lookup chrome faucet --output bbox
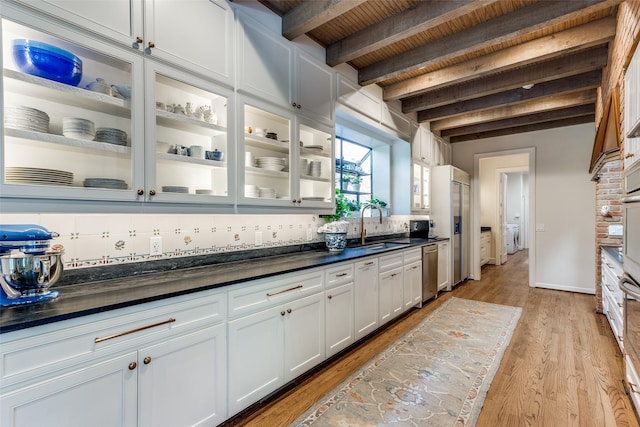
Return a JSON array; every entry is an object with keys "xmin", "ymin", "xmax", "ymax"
[{"xmin": 360, "ymin": 203, "xmax": 383, "ymax": 245}]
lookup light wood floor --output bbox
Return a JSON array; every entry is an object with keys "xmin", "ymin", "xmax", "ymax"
[{"xmin": 222, "ymin": 250, "xmax": 639, "ymax": 426}]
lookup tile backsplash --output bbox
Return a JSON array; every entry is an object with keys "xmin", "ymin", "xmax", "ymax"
[{"xmin": 0, "ymin": 213, "xmax": 421, "ymax": 270}]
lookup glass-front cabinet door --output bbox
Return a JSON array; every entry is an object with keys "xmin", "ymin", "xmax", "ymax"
[
  {"xmin": 1, "ymin": 14, "xmax": 144, "ymax": 201},
  {"xmin": 145, "ymin": 61, "xmax": 233, "ymax": 204},
  {"xmin": 296, "ymin": 118, "xmax": 334, "ymax": 207},
  {"xmin": 411, "ymin": 162, "xmax": 430, "ymax": 212},
  {"xmin": 239, "ymin": 97, "xmax": 293, "ymax": 207}
]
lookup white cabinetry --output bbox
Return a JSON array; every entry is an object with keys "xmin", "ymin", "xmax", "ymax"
[
  {"xmin": 412, "ymin": 123, "xmax": 432, "ymax": 164},
  {"xmin": 325, "ymin": 263, "xmax": 355, "ymax": 357},
  {"xmin": 237, "ymin": 11, "xmax": 334, "ymax": 125},
  {"xmin": 624, "ymin": 48, "xmax": 640, "ymax": 169},
  {"xmin": 0, "ymin": 291, "xmax": 227, "ymax": 427},
  {"xmin": 403, "ymin": 248, "xmax": 422, "ymax": 310},
  {"xmin": 378, "ymin": 252, "xmax": 404, "ymax": 325},
  {"xmin": 412, "ymin": 162, "xmax": 431, "ymax": 212},
  {"xmin": 354, "ymin": 257, "xmax": 379, "ymax": 340},
  {"xmin": 437, "ymin": 241, "xmax": 450, "ymax": 292},
  {"xmin": 480, "ymin": 232, "xmax": 492, "ymax": 266},
  {"xmin": 14, "ymin": 0, "xmax": 235, "ymax": 84},
  {"xmin": 226, "ymin": 268, "xmax": 325, "ymax": 415},
  {"xmin": 602, "ymin": 249, "xmax": 624, "ymax": 351}
]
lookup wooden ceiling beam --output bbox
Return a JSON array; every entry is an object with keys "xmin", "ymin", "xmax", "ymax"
[
  {"xmin": 401, "ymin": 46, "xmax": 609, "ymax": 112},
  {"xmin": 282, "ymin": 0, "xmax": 367, "ymax": 40},
  {"xmin": 449, "ymin": 115, "xmax": 596, "ymax": 143},
  {"xmin": 430, "ymin": 89, "xmax": 597, "ymax": 131},
  {"xmin": 360, "ymin": 0, "xmax": 620, "ymax": 86},
  {"xmin": 325, "ymin": 0, "xmax": 494, "ymax": 66},
  {"xmin": 384, "ymin": 16, "xmax": 616, "ymax": 100},
  {"xmin": 417, "ymin": 70, "xmax": 601, "ymax": 122},
  {"xmin": 441, "ymin": 104, "xmax": 596, "ymax": 137}
]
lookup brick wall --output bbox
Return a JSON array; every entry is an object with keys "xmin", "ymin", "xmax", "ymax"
[{"xmin": 594, "ymin": 0, "xmax": 640, "ymax": 312}]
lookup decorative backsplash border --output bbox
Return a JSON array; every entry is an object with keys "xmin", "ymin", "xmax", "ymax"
[{"xmin": 0, "ymin": 213, "xmax": 421, "ymax": 270}]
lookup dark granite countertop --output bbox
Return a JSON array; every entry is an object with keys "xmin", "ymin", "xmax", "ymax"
[
  {"xmin": 1, "ymin": 236, "xmax": 447, "ymax": 334},
  {"xmin": 602, "ymin": 245, "xmax": 623, "ymax": 266}
]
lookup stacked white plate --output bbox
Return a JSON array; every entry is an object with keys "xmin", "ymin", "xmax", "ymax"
[
  {"xmin": 259, "ymin": 187, "xmax": 277, "ymax": 199},
  {"xmin": 162, "ymin": 185, "xmax": 189, "ymax": 193},
  {"xmin": 83, "ymin": 178, "xmax": 127, "ymax": 189},
  {"xmin": 63, "ymin": 117, "xmax": 95, "ymax": 140},
  {"xmin": 96, "ymin": 127, "xmax": 127, "ymax": 146},
  {"xmin": 245, "ymin": 184, "xmax": 259, "ymax": 198},
  {"xmin": 309, "ymin": 161, "xmax": 322, "ymax": 177},
  {"xmin": 256, "ymin": 157, "xmax": 286, "ymax": 171},
  {"xmin": 4, "ymin": 106, "xmax": 49, "ymax": 133},
  {"xmin": 5, "ymin": 167, "xmax": 73, "ymax": 186}
]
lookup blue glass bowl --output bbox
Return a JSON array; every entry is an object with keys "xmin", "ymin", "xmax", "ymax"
[{"xmin": 12, "ymin": 39, "xmax": 83, "ymax": 86}]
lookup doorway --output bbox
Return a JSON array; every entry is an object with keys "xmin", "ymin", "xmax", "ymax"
[{"xmin": 473, "ymin": 148, "xmax": 534, "ymax": 286}]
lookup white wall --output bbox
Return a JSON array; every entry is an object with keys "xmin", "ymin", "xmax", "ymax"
[{"xmin": 453, "ymin": 123, "xmax": 597, "ymax": 294}]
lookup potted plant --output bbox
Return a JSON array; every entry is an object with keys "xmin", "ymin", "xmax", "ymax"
[
  {"xmin": 341, "ymin": 173, "xmax": 362, "ymax": 192},
  {"xmin": 366, "ymin": 197, "xmax": 389, "ymax": 216},
  {"xmin": 318, "ymin": 189, "xmax": 351, "ymax": 251}
]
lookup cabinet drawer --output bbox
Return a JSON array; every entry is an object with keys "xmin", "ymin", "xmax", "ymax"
[
  {"xmin": 0, "ymin": 290, "xmax": 226, "ymax": 389},
  {"xmin": 325, "ymin": 263, "xmax": 354, "ymax": 290},
  {"xmin": 403, "ymin": 248, "xmax": 421, "ymax": 264},
  {"xmin": 228, "ymin": 268, "xmax": 324, "ymax": 319},
  {"xmin": 379, "ymin": 253, "xmax": 403, "ymax": 272}
]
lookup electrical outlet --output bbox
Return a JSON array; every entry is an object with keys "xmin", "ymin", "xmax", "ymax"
[
  {"xmin": 306, "ymin": 227, "xmax": 313, "ymax": 241},
  {"xmin": 149, "ymin": 236, "xmax": 162, "ymax": 255},
  {"xmin": 255, "ymin": 231, "xmax": 262, "ymax": 246},
  {"xmin": 609, "ymin": 224, "xmax": 623, "ymax": 236}
]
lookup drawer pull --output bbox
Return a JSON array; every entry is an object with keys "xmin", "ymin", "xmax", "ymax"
[
  {"xmin": 630, "ymin": 382, "xmax": 640, "ymax": 394},
  {"xmin": 364, "ymin": 261, "xmax": 375, "ymax": 266},
  {"xmin": 327, "ymin": 294, "xmax": 333, "ymax": 300},
  {"xmin": 335, "ymin": 273, "xmax": 348, "ymax": 278},
  {"xmin": 606, "ymin": 284, "xmax": 614, "ymax": 292},
  {"xmin": 618, "ymin": 302, "xmax": 623, "ymax": 308},
  {"xmin": 267, "ymin": 284, "xmax": 303, "ymax": 297},
  {"xmin": 129, "ymin": 362, "xmax": 137, "ymax": 370},
  {"xmin": 411, "ymin": 266, "xmax": 419, "ymax": 270},
  {"xmin": 95, "ymin": 318, "xmax": 176, "ymax": 343}
]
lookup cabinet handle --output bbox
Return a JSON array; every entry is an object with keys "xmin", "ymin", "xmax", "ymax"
[
  {"xmin": 281, "ymin": 311, "xmax": 286, "ymax": 316},
  {"xmin": 606, "ymin": 263, "xmax": 613, "ymax": 268},
  {"xmin": 606, "ymin": 284, "xmax": 614, "ymax": 291},
  {"xmin": 411, "ymin": 266, "xmax": 418, "ymax": 270},
  {"xmin": 149, "ymin": 189, "xmax": 157, "ymax": 196},
  {"xmin": 618, "ymin": 302, "xmax": 623, "ymax": 308},
  {"xmin": 292, "ymin": 102, "xmax": 297, "ymax": 108},
  {"xmin": 266, "ymin": 284, "xmax": 303, "ymax": 297},
  {"xmin": 137, "ymin": 189, "xmax": 144, "ymax": 196},
  {"xmin": 143, "ymin": 356, "xmax": 152, "ymax": 365},
  {"xmin": 145, "ymin": 41, "xmax": 155, "ymax": 54},
  {"xmin": 296, "ymin": 104, "xmax": 301, "ymax": 109},
  {"xmin": 364, "ymin": 261, "xmax": 375, "ymax": 266},
  {"xmin": 335, "ymin": 273, "xmax": 348, "ymax": 277},
  {"xmin": 630, "ymin": 382, "xmax": 640, "ymax": 394},
  {"xmin": 287, "ymin": 308, "xmax": 292, "ymax": 314},
  {"xmin": 132, "ymin": 36, "xmax": 143, "ymax": 50},
  {"xmin": 129, "ymin": 362, "xmax": 137, "ymax": 370},
  {"xmin": 95, "ymin": 318, "xmax": 176, "ymax": 343},
  {"xmin": 626, "ymin": 153, "xmax": 635, "ymax": 159},
  {"xmin": 327, "ymin": 294, "xmax": 333, "ymax": 299},
  {"xmin": 619, "ymin": 335, "xmax": 624, "ymax": 342}
]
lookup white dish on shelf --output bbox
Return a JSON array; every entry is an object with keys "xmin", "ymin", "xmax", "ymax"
[
  {"xmin": 302, "ymin": 145, "xmax": 323, "ymax": 150},
  {"xmin": 301, "ymin": 196, "xmax": 325, "ymax": 201}
]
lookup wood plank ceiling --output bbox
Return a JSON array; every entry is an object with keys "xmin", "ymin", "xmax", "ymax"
[{"xmin": 255, "ymin": 0, "xmax": 620, "ymax": 142}]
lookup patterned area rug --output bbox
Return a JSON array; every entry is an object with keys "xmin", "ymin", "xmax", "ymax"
[{"xmin": 292, "ymin": 297, "xmax": 522, "ymax": 427}]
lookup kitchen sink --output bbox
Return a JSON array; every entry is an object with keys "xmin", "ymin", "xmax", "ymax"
[{"xmin": 353, "ymin": 242, "xmax": 410, "ymax": 251}]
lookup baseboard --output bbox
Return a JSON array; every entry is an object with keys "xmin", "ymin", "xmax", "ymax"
[{"xmin": 534, "ymin": 282, "xmax": 595, "ymax": 295}]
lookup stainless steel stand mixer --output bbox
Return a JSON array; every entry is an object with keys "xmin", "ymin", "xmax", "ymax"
[{"xmin": 0, "ymin": 224, "xmax": 64, "ymax": 306}]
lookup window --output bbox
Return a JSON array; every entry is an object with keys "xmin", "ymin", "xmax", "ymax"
[{"xmin": 335, "ymin": 136, "xmax": 372, "ymax": 212}]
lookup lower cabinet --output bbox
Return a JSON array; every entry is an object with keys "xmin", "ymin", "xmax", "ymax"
[
  {"xmin": 1, "ymin": 298, "xmax": 227, "ymax": 427},
  {"xmin": 480, "ymin": 232, "xmax": 492, "ymax": 266},
  {"xmin": 378, "ymin": 252, "xmax": 404, "ymax": 325},
  {"xmin": 325, "ymin": 263, "xmax": 355, "ymax": 357},
  {"xmin": 403, "ymin": 248, "xmax": 422, "ymax": 310},
  {"xmin": 602, "ymin": 249, "xmax": 624, "ymax": 352},
  {"xmin": 437, "ymin": 241, "xmax": 450, "ymax": 291},
  {"xmin": 227, "ymin": 291, "xmax": 325, "ymax": 416},
  {"xmin": 354, "ymin": 257, "xmax": 379, "ymax": 340}
]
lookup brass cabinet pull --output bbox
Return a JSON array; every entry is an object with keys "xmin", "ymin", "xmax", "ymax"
[
  {"xmin": 327, "ymin": 294, "xmax": 333, "ymax": 299},
  {"xmin": 364, "ymin": 261, "xmax": 375, "ymax": 266},
  {"xmin": 626, "ymin": 153, "xmax": 635, "ymax": 159},
  {"xmin": 335, "ymin": 273, "xmax": 348, "ymax": 277},
  {"xmin": 137, "ymin": 189, "xmax": 144, "ymax": 196},
  {"xmin": 630, "ymin": 382, "xmax": 640, "ymax": 393},
  {"xmin": 149, "ymin": 189, "xmax": 157, "ymax": 196},
  {"xmin": 129, "ymin": 362, "xmax": 137, "ymax": 370},
  {"xmin": 143, "ymin": 356, "xmax": 152, "ymax": 365},
  {"xmin": 281, "ymin": 311, "xmax": 286, "ymax": 316},
  {"xmin": 266, "ymin": 284, "xmax": 303, "ymax": 297},
  {"xmin": 287, "ymin": 308, "xmax": 292, "ymax": 314},
  {"xmin": 95, "ymin": 318, "xmax": 176, "ymax": 343},
  {"xmin": 606, "ymin": 284, "xmax": 614, "ymax": 291}
]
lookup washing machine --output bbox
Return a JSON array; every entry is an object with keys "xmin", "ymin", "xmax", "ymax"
[{"xmin": 506, "ymin": 224, "xmax": 520, "ymax": 254}]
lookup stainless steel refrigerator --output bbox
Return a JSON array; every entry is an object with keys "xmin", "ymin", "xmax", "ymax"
[{"xmin": 431, "ymin": 165, "xmax": 470, "ymax": 288}]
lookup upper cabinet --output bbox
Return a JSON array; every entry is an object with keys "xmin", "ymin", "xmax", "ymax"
[
  {"xmin": 412, "ymin": 123, "xmax": 432, "ymax": 164},
  {"xmin": 11, "ymin": 0, "xmax": 235, "ymax": 85},
  {"xmin": 237, "ymin": 11, "xmax": 334, "ymax": 126},
  {"xmin": 625, "ymin": 46, "xmax": 640, "ymax": 170}
]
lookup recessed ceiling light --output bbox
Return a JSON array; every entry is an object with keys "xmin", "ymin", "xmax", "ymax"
[{"xmin": 522, "ymin": 84, "xmax": 534, "ymax": 90}]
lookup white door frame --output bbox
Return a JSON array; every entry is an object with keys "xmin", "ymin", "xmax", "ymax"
[{"xmin": 472, "ymin": 147, "xmax": 535, "ymax": 287}]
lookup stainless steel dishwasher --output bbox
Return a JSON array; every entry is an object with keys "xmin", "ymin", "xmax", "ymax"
[{"xmin": 422, "ymin": 244, "xmax": 438, "ymax": 302}]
